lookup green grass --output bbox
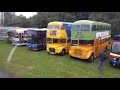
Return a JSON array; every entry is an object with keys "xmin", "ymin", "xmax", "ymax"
[{"xmin": 0, "ymin": 42, "xmax": 120, "ymax": 78}]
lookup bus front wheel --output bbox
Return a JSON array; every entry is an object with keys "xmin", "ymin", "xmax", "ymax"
[
  {"xmin": 60, "ymin": 49, "xmax": 66, "ymax": 56},
  {"xmin": 88, "ymin": 53, "xmax": 94, "ymax": 63}
]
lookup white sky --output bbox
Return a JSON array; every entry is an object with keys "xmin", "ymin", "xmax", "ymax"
[{"xmin": 15, "ymin": 12, "xmax": 37, "ymax": 18}]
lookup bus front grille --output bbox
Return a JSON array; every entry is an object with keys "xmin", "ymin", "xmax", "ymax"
[{"xmin": 49, "ymin": 48, "xmax": 55, "ymax": 53}]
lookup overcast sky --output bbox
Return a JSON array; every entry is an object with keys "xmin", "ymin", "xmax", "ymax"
[{"xmin": 15, "ymin": 12, "xmax": 37, "ymax": 18}]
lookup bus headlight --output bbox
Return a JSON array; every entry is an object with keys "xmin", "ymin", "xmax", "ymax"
[
  {"xmin": 114, "ymin": 58, "xmax": 116, "ymax": 60},
  {"xmin": 84, "ymin": 50, "xmax": 87, "ymax": 55}
]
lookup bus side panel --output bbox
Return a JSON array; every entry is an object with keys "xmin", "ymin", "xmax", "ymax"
[
  {"xmin": 66, "ymin": 30, "xmax": 71, "ymax": 38},
  {"xmin": 94, "ymin": 39, "xmax": 100, "ymax": 58}
]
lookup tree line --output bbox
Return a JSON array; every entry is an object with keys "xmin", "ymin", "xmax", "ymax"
[{"xmin": 4, "ymin": 12, "xmax": 120, "ymax": 36}]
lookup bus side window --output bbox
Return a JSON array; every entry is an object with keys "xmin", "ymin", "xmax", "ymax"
[
  {"xmin": 105, "ymin": 26, "xmax": 107, "ymax": 30},
  {"xmin": 97, "ymin": 26, "xmax": 99, "ymax": 31},
  {"xmin": 102, "ymin": 26, "xmax": 103, "ymax": 30},
  {"xmin": 100, "ymin": 26, "xmax": 102, "ymax": 30},
  {"xmin": 103, "ymin": 26, "xmax": 105, "ymax": 30},
  {"xmin": 92, "ymin": 25, "xmax": 96, "ymax": 31},
  {"xmin": 110, "ymin": 26, "xmax": 111, "ymax": 30},
  {"xmin": 107, "ymin": 26, "xmax": 109, "ymax": 30}
]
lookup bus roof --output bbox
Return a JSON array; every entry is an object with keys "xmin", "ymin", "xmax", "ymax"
[
  {"xmin": 113, "ymin": 35, "xmax": 120, "ymax": 41},
  {"xmin": 73, "ymin": 20, "xmax": 111, "ymax": 26},
  {"xmin": 48, "ymin": 21, "xmax": 73, "ymax": 26},
  {"xmin": 28, "ymin": 28, "xmax": 48, "ymax": 31}
]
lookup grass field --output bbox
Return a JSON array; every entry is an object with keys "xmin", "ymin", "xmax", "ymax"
[{"xmin": 0, "ymin": 42, "xmax": 120, "ymax": 78}]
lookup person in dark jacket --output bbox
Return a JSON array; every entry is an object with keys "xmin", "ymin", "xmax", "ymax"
[{"xmin": 98, "ymin": 50, "xmax": 108, "ymax": 71}]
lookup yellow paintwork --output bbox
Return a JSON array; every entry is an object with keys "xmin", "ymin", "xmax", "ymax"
[
  {"xmin": 47, "ymin": 22, "xmax": 71, "ymax": 54},
  {"xmin": 48, "ymin": 21, "xmax": 63, "ymax": 26},
  {"xmin": 69, "ymin": 36, "xmax": 111, "ymax": 59},
  {"xmin": 69, "ymin": 45, "xmax": 93, "ymax": 59},
  {"xmin": 47, "ymin": 30, "xmax": 68, "ymax": 39},
  {"xmin": 47, "ymin": 44, "xmax": 69, "ymax": 54}
]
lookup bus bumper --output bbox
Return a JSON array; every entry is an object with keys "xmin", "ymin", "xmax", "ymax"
[
  {"xmin": 69, "ymin": 50, "xmax": 86, "ymax": 59},
  {"xmin": 110, "ymin": 59, "xmax": 120, "ymax": 67}
]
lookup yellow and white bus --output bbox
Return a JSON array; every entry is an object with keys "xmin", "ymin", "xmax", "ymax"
[
  {"xmin": 69, "ymin": 20, "xmax": 111, "ymax": 62},
  {"xmin": 46, "ymin": 21, "xmax": 73, "ymax": 55}
]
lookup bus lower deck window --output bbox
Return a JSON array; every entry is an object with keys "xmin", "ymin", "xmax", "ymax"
[
  {"xmin": 60, "ymin": 39, "xmax": 66, "ymax": 43},
  {"xmin": 71, "ymin": 40, "xmax": 78, "ymax": 46}
]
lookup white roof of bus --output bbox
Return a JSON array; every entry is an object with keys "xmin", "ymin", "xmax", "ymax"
[{"xmin": 28, "ymin": 28, "xmax": 48, "ymax": 31}]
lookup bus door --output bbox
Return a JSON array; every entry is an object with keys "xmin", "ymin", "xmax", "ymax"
[{"xmin": 94, "ymin": 38, "xmax": 99, "ymax": 58}]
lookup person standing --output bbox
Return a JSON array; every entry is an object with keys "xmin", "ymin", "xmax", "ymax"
[{"xmin": 98, "ymin": 50, "xmax": 107, "ymax": 71}]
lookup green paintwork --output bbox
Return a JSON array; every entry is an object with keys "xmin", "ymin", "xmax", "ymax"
[
  {"xmin": 72, "ymin": 30, "xmax": 111, "ymax": 40},
  {"xmin": 71, "ymin": 20, "xmax": 111, "ymax": 40}
]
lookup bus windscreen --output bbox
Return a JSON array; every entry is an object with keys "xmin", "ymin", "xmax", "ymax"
[{"xmin": 112, "ymin": 42, "xmax": 120, "ymax": 54}]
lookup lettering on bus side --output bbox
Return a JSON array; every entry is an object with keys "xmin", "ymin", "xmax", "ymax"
[{"xmin": 76, "ymin": 31, "xmax": 83, "ymax": 38}]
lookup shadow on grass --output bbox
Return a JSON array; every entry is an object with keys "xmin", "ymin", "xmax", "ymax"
[
  {"xmin": 109, "ymin": 64, "xmax": 120, "ymax": 70},
  {"xmin": 69, "ymin": 56, "xmax": 90, "ymax": 63},
  {"xmin": 69, "ymin": 56, "xmax": 99, "ymax": 64}
]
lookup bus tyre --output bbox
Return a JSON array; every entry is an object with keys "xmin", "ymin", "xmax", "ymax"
[
  {"xmin": 70, "ymin": 56, "xmax": 74, "ymax": 58},
  {"xmin": 48, "ymin": 52, "xmax": 50, "ymax": 54},
  {"xmin": 88, "ymin": 53, "xmax": 94, "ymax": 63},
  {"xmin": 60, "ymin": 49, "xmax": 66, "ymax": 56}
]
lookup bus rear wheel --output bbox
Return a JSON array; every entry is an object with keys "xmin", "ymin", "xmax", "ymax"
[
  {"xmin": 60, "ymin": 49, "xmax": 66, "ymax": 56},
  {"xmin": 88, "ymin": 53, "xmax": 94, "ymax": 63}
]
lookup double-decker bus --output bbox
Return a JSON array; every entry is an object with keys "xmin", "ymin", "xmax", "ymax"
[
  {"xmin": 46, "ymin": 21, "xmax": 73, "ymax": 55},
  {"xmin": 69, "ymin": 20, "xmax": 111, "ymax": 62},
  {"xmin": 26, "ymin": 28, "xmax": 47, "ymax": 51},
  {"xmin": 11, "ymin": 28, "xmax": 29, "ymax": 46},
  {"xmin": 110, "ymin": 35, "xmax": 120, "ymax": 67}
]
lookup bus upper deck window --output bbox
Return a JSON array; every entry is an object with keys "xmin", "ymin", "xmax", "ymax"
[
  {"xmin": 92, "ymin": 25, "xmax": 96, "ymax": 31},
  {"xmin": 103, "ymin": 26, "xmax": 105, "ymax": 30},
  {"xmin": 81, "ymin": 25, "xmax": 90, "ymax": 32},
  {"xmin": 48, "ymin": 26, "xmax": 54, "ymax": 29},
  {"xmin": 100, "ymin": 26, "xmax": 103, "ymax": 30},
  {"xmin": 97, "ymin": 26, "xmax": 100, "ymax": 31},
  {"xmin": 54, "ymin": 25, "xmax": 60, "ymax": 30},
  {"xmin": 72, "ymin": 25, "xmax": 80, "ymax": 31},
  {"xmin": 110, "ymin": 26, "xmax": 111, "ymax": 30},
  {"xmin": 107, "ymin": 26, "xmax": 109, "ymax": 30}
]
